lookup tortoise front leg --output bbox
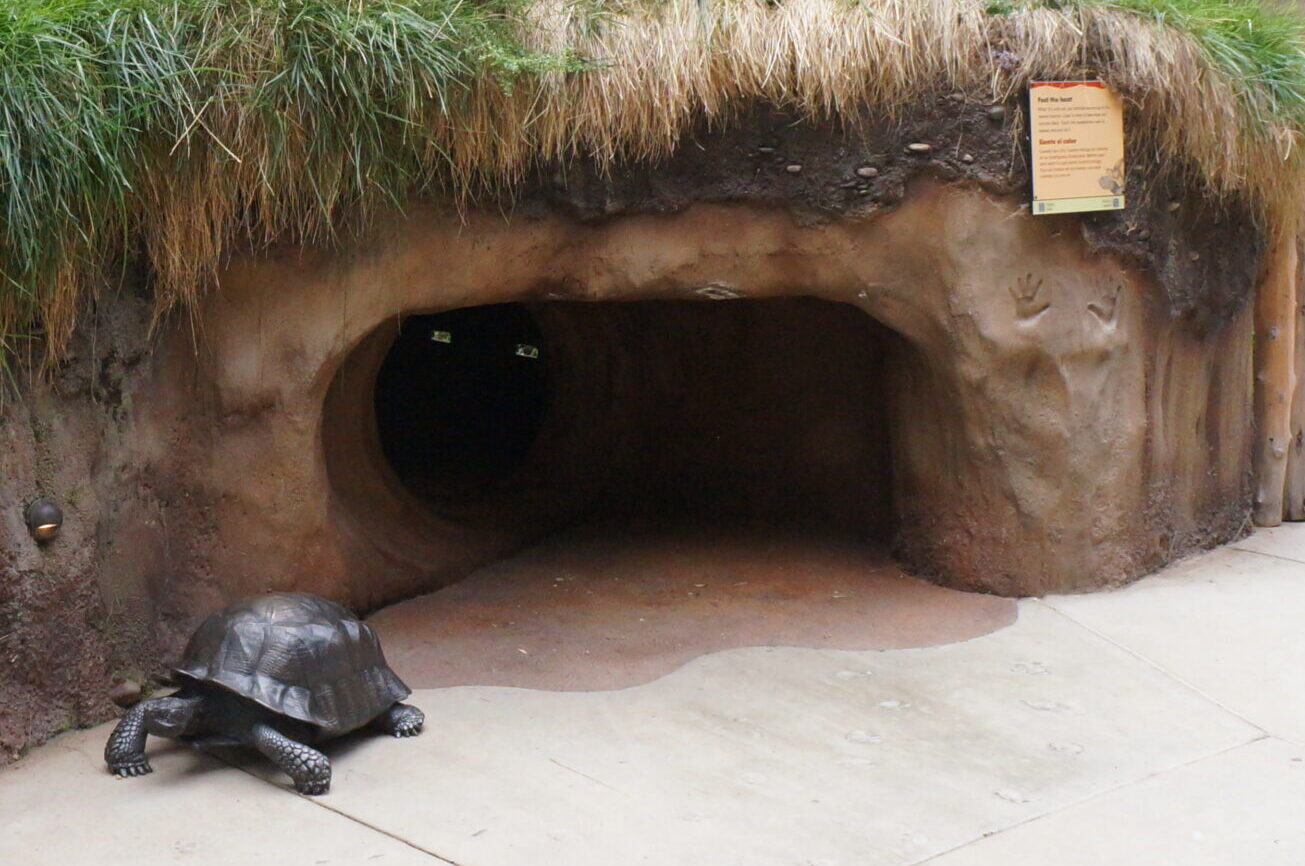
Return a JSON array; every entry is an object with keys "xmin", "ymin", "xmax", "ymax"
[
  {"xmin": 250, "ymin": 723, "xmax": 331, "ymax": 795},
  {"xmin": 104, "ymin": 701, "xmax": 154, "ymax": 777},
  {"xmin": 104, "ymin": 693, "xmax": 202, "ymax": 778},
  {"xmin": 376, "ymin": 703, "xmax": 425, "ymax": 738}
]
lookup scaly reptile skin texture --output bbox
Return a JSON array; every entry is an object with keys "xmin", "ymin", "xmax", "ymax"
[
  {"xmin": 251, "ymin": 723, "xmax": 332, "ymax": 795},
  {"xmin": 104, "ymin": 702, "xmax": 153, "ymax": 777},
  {"xmin": 380, "ymin": 703, "xmax": 425, "ymax": 737}
]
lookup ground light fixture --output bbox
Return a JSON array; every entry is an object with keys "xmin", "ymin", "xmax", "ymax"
[{"xmin": 24, "ymin": 497, "xmax": 63, "ymax": 543}]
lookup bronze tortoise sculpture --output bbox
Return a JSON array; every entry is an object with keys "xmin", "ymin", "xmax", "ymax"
[{"xmin": 104, "ymin": 592, "xmax": 424, "ymax": 794}]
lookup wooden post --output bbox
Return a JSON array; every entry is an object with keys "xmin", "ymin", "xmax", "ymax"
[
  {"xmin": 1252, "ymin": 219, "xmax": 1299, "ymax": 526},
  {"xmin": 1285, "ymin": 234, "xmax": 1305, "ymax": 520}
]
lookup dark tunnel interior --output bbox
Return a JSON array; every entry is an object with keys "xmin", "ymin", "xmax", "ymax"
[
  {"xmin": 374, "ymin": 304, "xmax": 549, "ymax": 502},
  {"xmin": 366, "ymin": 297, "xmax": 908, "ymax": 540}
]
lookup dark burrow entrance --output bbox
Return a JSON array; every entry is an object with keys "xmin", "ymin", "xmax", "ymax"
[
  {"xmin": 369, "ymin": 297, "xmax": 902, "ymax": 535},
  {"xmin": 374, "ymin": 303, "xmax": 549, "ymax": 502},
  {"xmin": 327, "ymin": 296, "xmax": 1018, "ymax": 688}
]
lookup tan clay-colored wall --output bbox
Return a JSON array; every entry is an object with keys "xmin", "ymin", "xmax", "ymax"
[
  {"xmin": 0, "ymin": 176, "xmax": 1255, "ymax": 760},
  {"xmin": 116, "ymin": 180, "xmax": 1250, "ymax": 609}
]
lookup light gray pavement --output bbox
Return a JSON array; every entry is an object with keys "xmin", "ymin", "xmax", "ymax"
[
  {"xmin": 0, "ymin": 723, "xmax": 441, "ymax": 865},
  {"xmin": 5, "ymin": 527, "xmax": 1305, "ymax": 865}
]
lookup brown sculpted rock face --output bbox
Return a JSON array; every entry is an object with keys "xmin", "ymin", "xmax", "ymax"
[
  {"xmin": 305, "ymin": 188, "xmax": 1245, "ymax": 599},
  {"xmin": 0, "ymin": 178, "xmax": 1255, "ymax": 761}
]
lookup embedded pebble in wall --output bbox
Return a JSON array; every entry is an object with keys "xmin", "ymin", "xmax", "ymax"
[
  {"xmin": 856, "ymin": 165, "xmax": 879, "ymax": 178},
  {"xmin": 905, "ymin": 143, "xmax": 933, "ymax": 154},
  {"xmin": 785, "ymin": 163, "xmax": 803, "ymax": 173},
  {"xmin": 875, "ymin": 187, "xmax": 904, "ymax": 205}
]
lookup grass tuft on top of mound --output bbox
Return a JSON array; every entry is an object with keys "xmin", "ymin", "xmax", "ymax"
[{"xmin": 0, "ymin": 0, "xmax": 1302, "ymax": 369}]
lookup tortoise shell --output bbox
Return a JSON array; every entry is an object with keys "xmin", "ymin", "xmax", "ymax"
[{"xmin": 174, "ymin": 592, "xmax": 410, "ymax": 737}]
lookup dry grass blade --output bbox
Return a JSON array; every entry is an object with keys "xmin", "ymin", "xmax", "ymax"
[{"xmin": 0, "ymin": 0, "xmax": 1301, "ymax": 382}]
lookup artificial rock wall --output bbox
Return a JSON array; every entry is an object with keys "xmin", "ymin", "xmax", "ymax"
[{"xmin": 0, "ymin": 103, "xmax": 1260, "ymax": 759}]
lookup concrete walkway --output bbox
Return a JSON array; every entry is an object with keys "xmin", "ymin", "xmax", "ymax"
[{"xmin": 5, "ymin": 527, "xmax": 1305, "ymax": 865}]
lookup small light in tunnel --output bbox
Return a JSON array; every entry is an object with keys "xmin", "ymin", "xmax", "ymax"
[
  {"xmin": 515, "ymin": 344, "xmax": 540, "ymax": 359},
  {"xmin": 430, "ymin": 330, "xmax": 453, "ymax": 344},
  {"xmin": 24, "ymin": 498, "xmax": 63, "ymax": 544},
  {"xmin": 694, "ymin": 284, "xmax": 742, "ymax": 300}
]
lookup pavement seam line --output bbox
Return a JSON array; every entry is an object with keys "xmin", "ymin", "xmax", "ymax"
[
  {"xmin": 907, "ymin": 733, "xmax": 1272, "ymax": 865},
  {"xmin": 218, "ymin": 757, "xmax": 466, "ymax": 866},
  {"xmin": 1031, "ymin": 598, "xmax": 1272, "ymax": 737},
  {"xmin": 292, "ymin": 793, "xmax": 470, "ymax": 866},
  {"xmin": 1228, "ymin": 545, "xmax": 1305, "ymax": 566}
]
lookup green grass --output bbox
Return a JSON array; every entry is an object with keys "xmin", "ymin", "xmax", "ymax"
[
  {"xmin": 1023, "ymin": 0, "xmax": 1305, "ymax": 131},
  {"xmin": 0, "ymin": 0, "xmax": 574, "ymax": 369},
  {"xmin": 0, "ymin": 0, "xmax": 1302, "ymax": 376}
]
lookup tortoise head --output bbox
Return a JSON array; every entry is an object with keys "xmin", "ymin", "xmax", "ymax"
[{"xmin": 146, "ymin": 696, "xmax": 200, "ymax": 738}]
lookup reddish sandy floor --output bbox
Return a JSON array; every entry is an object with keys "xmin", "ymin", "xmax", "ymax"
[{"xmin": 368, "ymin": 522, "xmax": 1018, "ymax": 691}]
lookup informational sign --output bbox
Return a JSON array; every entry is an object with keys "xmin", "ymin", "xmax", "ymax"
[{"xmin": 1030, "ymin": 81, "xmax": 1125, "ymax": 215}]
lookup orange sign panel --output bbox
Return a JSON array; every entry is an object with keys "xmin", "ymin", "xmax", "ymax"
[{"xmin": 1030, "ymin": 81, "xmax": 1125, "ymax": 215}]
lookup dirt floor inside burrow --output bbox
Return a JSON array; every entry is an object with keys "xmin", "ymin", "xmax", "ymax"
[{"xmin": 367, "ymin": 521, "xmax": 1018, "ymax": 691}]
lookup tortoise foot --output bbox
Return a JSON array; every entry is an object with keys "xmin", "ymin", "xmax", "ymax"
[
  {"xmin": 382, "ymin": 703, "xmax": 425, "ymax": 738},
  {"xmin": 393, "ymin": 718, "xmax": 423, "ymax": 738},
  {"xmin": 104, "ymin": 701, "xmax": 161, "ymax": 779},
  {"xmin": 295, "ymin": 775, "xmax": 331, "ymax": 796},
  {"xmin": 289, "ymin": 747, "xmax": 332, "ymax": 795},
  {"xmin": 110, "ymin": 757, "xmax": 153, "ymax": 778}
]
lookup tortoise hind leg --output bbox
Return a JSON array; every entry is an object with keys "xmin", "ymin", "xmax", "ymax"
[
  {"xmin": 377, "ymin": 703, "xmax": 424, "ymax": 738},
  {"xmin": 250, "ymin": 723, "xmax": 331, "ymax": 795},
  {"xmin": 104, "ymin": 702, "xmax": 154, "ymax": 777}
]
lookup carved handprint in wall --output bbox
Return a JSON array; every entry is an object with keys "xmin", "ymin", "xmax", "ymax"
[
  {"xmin": 1010, "ymin": 273, "xmax": 1050, "ymax": 320},
  {"xmin": 1087, "ymin": 282, "xmax": 1123, "ymax": 326}
]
